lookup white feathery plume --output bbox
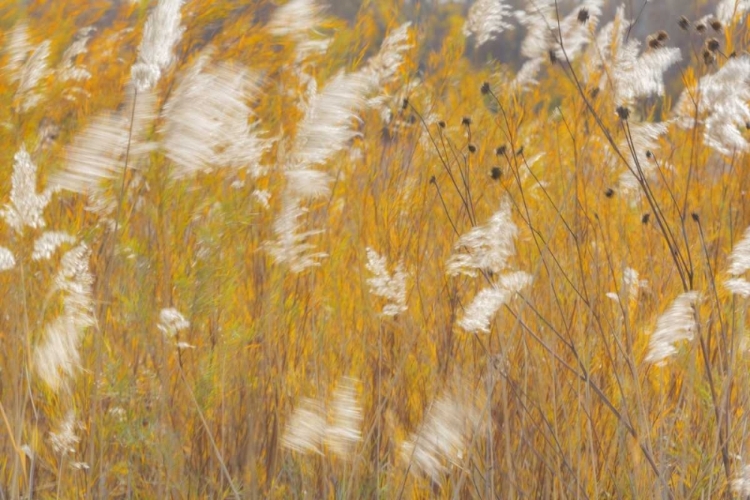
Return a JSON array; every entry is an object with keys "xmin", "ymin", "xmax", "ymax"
[
  {"xmin": 35, "ymin": 243, "xmax": 95, "ymax": 392},
  {"xmin": 282, "ymin": 398, "xmax": 327, "ymax": 454},
  {"xmin": 674, "ymin": 56, "xmax": 750, "ymax": 156},
  {"xmin": 290, "ymin": 71, "xmax": 369, "ymax": 170},
  {"xmin": 360, "ymin": 22, "xmax": 412, "ymax": 90},
  {"xmin": 13, "ymin": 39, "xmax": 50, "ymax": 112},
  {"xmin": 157, "ymin": 308, "xmax": 190, "ymax": 338},
  {"xmin": 58, "ymin": 27, "xmax": 94, "ymax": 83},
  {"xmin": 324, "ymin": 378, "xmax": 363, "ymax": 457},
  {"xmin": 160, "ymin": 58, "xmax": 268, "ymax": 179},
  {"xmin": 594, "ymin": 7, "xmax": 680, "ymax": 106},
  {"xmin": 724, "ymin": 224, "xmax": 750, "ymax": 297},
  {"xmin": 458, "ymin": 271, "xmax": 531, "ymax": 333},
  {"xmin": 716, "ymin": 0, "xmax": 750, "ymax": 25},
  {"xmin": 607, "ymin": 266, "xmax": 648, "ymax": 302},
  {"xmin": 266, "ymin": 200, "xmax": 327, "ymax": 273},
  {"xmin": 51, "ymin": 86, "xmax": 156, "ymax": 202},
  {"xmin": 1, "ymin": 145, "xmax": 56, "ymax": 234},
  {"xmin": 731, "ymin": 463, "xmax": 750, "ymax": 497},
  {"xmin": 644, "ymin": 291, "xmax": 700, "ymax": 364},
  {"xmin": 268, "ymin": 0, "xmax": 330, "ymax": 63},
  {"xmin": 516, "ymin": 0, "xmax": 602, "ymax": 62},
  {"xmin": 615, "ymin": 121, "xmax": 669, "ymax": 195},
  {"xmin": 32, "ymin": 232, "xmax": 77, "ymax": 261},
  {"xmin": 282, "ymin": 378, "xmax": 363, "ymax": 458},
  {"xmin": 724, "ymin": 278, "xmax": 750, "ymax": 298},
  {"xmin": 463, "ymin": 0, "xmax": 514, "ymax": 49},
  {"xmin": 131, "ymin": 0, "xmax": 184, "ymax": 91},
  {"xmin": 0, "ymin": 247, "xmax": 16, "ymax": 271},
  {"xmin": 4, "ymin": 23, "xmax": 30, "ymax": 82},
  {"xmin": 446, "ymin": 199, "xmax": 518, "ymax": 277},
  {"xmin": 401, "ymin": 390, "xmax": 483, "ymax": 483},
  {"xmin": 366, "ymin": 248, "xmax": 408, "ymax": 317},
  {"xmin": 510, "ymin": 57, "xmax": 544, "ymax": 92},
  {"xmin": 726, "ymin": 225, "xmax": 750, "ymax": 276},
  {"xmin": 49, "ymin": 411, "xmax": 80, "ymax": 456}
]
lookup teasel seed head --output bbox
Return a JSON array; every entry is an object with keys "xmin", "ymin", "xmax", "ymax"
[
  {"xmin": 577, "ymin": 8, "xmax": 590, "ymax": 24},
  {"xmin": 491, "ymin": 167, "xmax": 502, "ymax": 180}
]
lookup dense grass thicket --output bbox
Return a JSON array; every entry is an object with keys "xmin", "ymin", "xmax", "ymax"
[{"xmin": 2, "ymin": 0, "xmax": 750, "ymax": 497}]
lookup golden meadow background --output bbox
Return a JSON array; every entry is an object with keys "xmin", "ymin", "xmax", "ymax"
[{"xmin": 1, "ymin": 0, "xmax": 750, "ymax": 497}]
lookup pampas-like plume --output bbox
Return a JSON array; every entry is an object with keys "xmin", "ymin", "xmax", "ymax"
[
  {"xmin": 674, "ymin": 56, "xmax": 750, "ymax": 156},
  {"xmin": 723, "ymin": 224, "xmax": 750, "ymax": 297},
  {"xmin": 290, "ymin": 71, "xmax": 369, "ymax": 170},
  {"xmin": 644, "ymin": 291, "xmax": 700, "ymax": 364},
  {"xmin": 458, "ymin": 271, "xmax": 532, "ymax": 333},
  {"xmin": 160, "ymin": 57, "xmax": 268, "ymax": 179},
  {"xmin": 32, "ymin": 232, "xmax": 76, "ymax": 261},
  {"xmin": 401, "ymin": 390, "xmax": 483, "ymax": 483},
  {"xmin": 615, "ymin": 121, "xmax": 669, "ymax": 196},
  {"xmin": 1, "ymin": 145, "xmax": 55, "ymax": 234},
  {"xmin": 14, "ymin": 39, "xmax": 50, "ymax": 112},
  {"xmin": 157, "ymin": 308, "xmax": 190, "ymax": 338},
  {"xmin": 731, "ymin": 463, "xmax": 750, "ymax": 497},
  {"xmin": 266, "ymin": 200, "xmax": 327, "ymax": 273},
  {"xmin": 515, "ymin": 0, "xmax": 602, "ymax": 62},
  {"xmin": 447, "ymin": 199, "xmax": 518, "ymax": 277},
  {"xmin": 131, "ymin": 0, "xmax": 184, "ymax": 91},
  {"xmin": 716, "ymin": 0, "xmax": 750, "ymax": 25},
  {"xmin": 34, "ymin": 243, "xmax": 95, "ymax": 392},
  {"xmin": 49, "ymin": 410, "xmax": 80, "ymax": 456},
  {"xmin": 360, "ymin": 22, "xmax": 412, "ymax": 90},
  {"xmin": 0, "ymin": 247, "xmax": 16, "ymax": 271},
  {"xmin": 366, "ymin": 248, "xmax": 408, "ymax": 317},
  {"xmin": 51, "ymin": 87, "xmax": 156, "ymax": 206},
  {"xmin": 4, "ymin": 23, "xmax": 30, "ymax": 82},
  {"xmin": 593, "ymin": 7, "xmax": 681, "ymax": 106},
  {"xmin": 268, "ymin": 0, "xmax": 330, "ymax": 62},
  {"xmin": 282, "ymin": 378, "xmax": 362, "ymax": 458},
  {"xmin": 463, "ymin": 0, "xmax": 513, "ymax": 49}
]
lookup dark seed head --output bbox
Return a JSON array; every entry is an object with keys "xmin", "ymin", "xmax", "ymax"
[
  {"xmin": 480, "ymin": 82, "xmax": 491, "ymax": 95},
  {"xmin": 616, "ymin": 105, "xmax": 630, "ymax": 120},
  {"xmin": 648, "ymin": 37, "xmax": 662, "ymax": 49},
  {"xmin": 605, "ymin": 188, "xmax": 615, "ymax": 198},
  {"xmin": 496, "ymin": 145, "xmax": 507, "ymax": 156},
  {"xmin": 515, "ymin": 146, "xmax": 524, "ymax": 156},
  {"xmin": 468, "ymin": 144, "xmax": 476, "ymax": 153},
  {"xmin": 429, "ymin": 175, "xmax": 436, "ymax": 184},
  {"xmin": 706, "ymin": 38, "xmax": 720, "ymax": 52},
  {"xmin": 645, "ymin": 150, "xmax": 652, "ymax": 159},
  {"xmin": 730, "ymin": 51, "xmax": 737, "ymax": 58},
  {"xmin": 642, "ymin": 213, "xmax": 650, "ymax": 224},
  {"xmin": 656, "ymin": 30, "xmax": 669, "ymax": 42},
  {"xmin": 745, "ymin": 122, "xmax": 750, "ymax": 130},
  {"xmin": 696, "ymin": 22, "xmax": 707, "ymax": 33},
  {"xmin": 691, "ymin": 212, "xmax": 700, "ymax": 222},
  {"xmin": 578, "ymin": 8, "xmax": 590, "ymax": 23},
  {"xmin": 491, "ymin": 167, "xmax": 502, "ymax": 180},
  {"xmin": 678, "ymin": 16, "xmax": 690, "ymax": 31},
  {"xmin": 548, "ymin": 49, "xmax": 558, "ymax": 64},
  {"xmin": 438, "ymin": 120, "xmax": 446, "ymax": 129},
  {"xmin": 589, "ymin": 87, "xmax": 600, "ymax": 99},
  {"xmin": 401, "ymin": 98, "xmax": 409, "ymax": 110},
  {"xmin": 710, "ymin": 19, "xmax": 723, "ymax": 31},
  {"xmin": 703, "ymin": 49, "xmax": 715, "ymax": 65},
  {"xmin": 461, "ymin": 116, "xmax": 472, "ymax": 126}
]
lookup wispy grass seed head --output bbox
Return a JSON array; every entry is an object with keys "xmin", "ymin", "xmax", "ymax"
[{"xmin": 645, "ymin": 291, "xmax": 700, "ymax": 364}]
